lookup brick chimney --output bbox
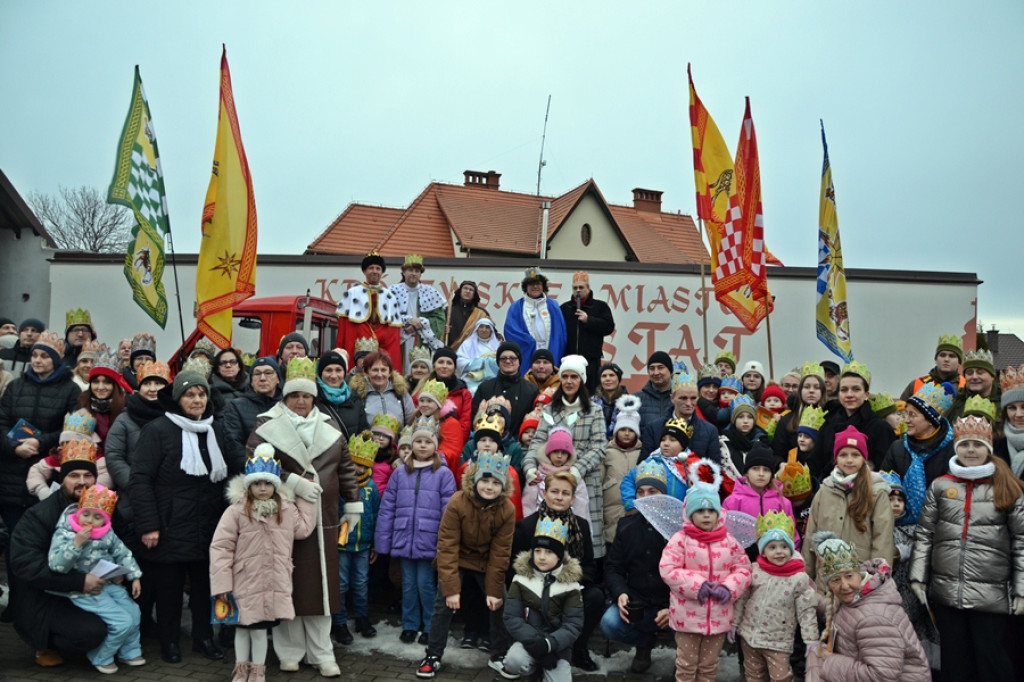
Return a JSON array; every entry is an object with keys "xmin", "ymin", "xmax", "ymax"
[
  {"xmin": 632, "ymin": 188, "xmax": 663, "ymax": 213},
  {"xmin": 464, "ymin": 170, "xmax": 501, "ymax": 190},
  {"xmin": 987, "ymin": 326, "xmax": 1000, "ymax": 355}
]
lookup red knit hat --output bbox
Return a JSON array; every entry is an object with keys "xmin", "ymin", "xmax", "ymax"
[{"xmin": 760, "ymin": 383, "xmax": 787, "ymax": 409}]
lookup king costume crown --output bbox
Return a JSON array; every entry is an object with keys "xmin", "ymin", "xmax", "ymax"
[
  {"xmin": 812, "ymin": 531, "xmax": 859, "ymax": 581},
  {"xmin": 663, "ymin": 416, "xmax": 694, "ymax": 439},
  {"xmin": 285, "ymin": 357, "xmax": 316, "ymax": 383},
  {"xmin": 879, "ymin": 470, "xmax": 905, "ymax": 495},
  {"xmin": 1001, "ymin": 364, "xmax": 1024, "ymax": 408},
  {"xmin": 34, "ymin": 331, "xmax": 65, "ymax": 356},
  {"xmin": 868, "ymin": 392, "xmax": 895, "ymax": 415},
  {"xmin": 534, "ymin": 516, "xmax": 569, "ymax": 544},
  {"xmin": 909, "ymin": 382, "xmax": 955, "ymax": 416},
  {"xmin": 756, "ymin": 510, "xmax": 795, "ymax": 542},
  {"xmin": 61, "ymin": 439, "xmax": 98, "ymax": 466},
  {"xmin": 953, "ymin": 415, "xmax": 992, "ymax": 448},
  {"xmin": 245, "ymin": 443, "xmax": 282, "ymax": 487},
  {"xmin": 402, "ymin": 254, "xmax": 424, "ymax": 269},
  {"xmin": 671, "ymin": 371, "xmax": 697, "ymax": 392},
  {"xmin": 412, "ymin": 415, "xmax": 440, "ymax": 438},
  {"xmin": 371, "ymin": 412, "xmax": 402, "ymax": 436},
  {"xmin": 473, "ymin": 411, "xmax": 506, "ymax": 438},
  {"xmin": 409, "ymin": 345, "xmax": 432, "ymax": 365},
  {"xmin": 131, "ymin": 333, "xmax": 157, "ymax": 357},
  {"xmin": 138, "ymin": 360, "xmax": 171, "ymax": 384},
  {"xmin": 963, "ymin": 395, "xmax": 997, "ymax": 422},
  {"xmin": 714, "ymin": 350, "xmax": 737, "ymax": 368},
  {"xmin": 800, "ymin": 361, "xmax": 825, "ymax": 380},
  {"xmin": 354, "ymin": 337, "xmax": 379, "ymax": 353},
  {"xmin": 78, "ymin": 484, "xmax": 117, "ymax": 516},
  {"xmin": 93, "ymin": 345, "xmax": 120, "ymax": 374},
  {"xmin": 348, "ymin": 430, "xmax": 380, "ymax": 468},
  {"xmin": 841, "ymin": 360, "xmax": 871, "ymax": 386},
  {"xmin": 936, "ymin": 333, "xmax": 963, "ymax": 355},
  {"xmin": 65, "ymin": 308, "xmax": 93, "ymax": 330},
  {"xmin": 418, "ymin": 379, "xmax": 449, "ymax": 406},
  {"xmin": 475, "ymin": 451, "xmax": 510, "ymax": 481},
  {"xmin": 635, "ymin": 458, "xmax": 668, "ymax": 487},
  {"xmin": 719, "ymin": 375, "xmax": 743, "ymax": 393},
  {"xmin": 798, "ymin": 405, "xmax": 827, "ymax": 433},
  {"xmin": 63, "ymin": 411, "xmax": 97, "ymax": 437}
]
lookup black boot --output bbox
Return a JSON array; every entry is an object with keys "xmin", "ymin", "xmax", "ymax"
[
  {"xmin": 192, "ymin": 637, "xmax": 225, "ymax": 660},
  {"xmin": 354, "ymin": 616, "xmax": 377, "ymax": 638},
  {"xmin": 331, "ymin": 624, "xmax": 354, "ymax": 646}
]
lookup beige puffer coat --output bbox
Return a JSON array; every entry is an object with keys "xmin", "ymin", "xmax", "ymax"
[
  {"xmin": 209, "ymin": 476, "xmax": 317, "ymax": 625},
  {"xmin": 908, "ymin": 468, "xmax": 1024, "ymax": 613}
]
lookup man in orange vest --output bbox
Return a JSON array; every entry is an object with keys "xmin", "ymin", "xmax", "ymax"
[{"xmin": 899, "ymin": 334, "xmax": 965, "ymax": 400}]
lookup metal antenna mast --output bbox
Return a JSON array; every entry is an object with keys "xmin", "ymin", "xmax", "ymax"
[{"xmin": 536, "ymin": 95, "xmax": 551, "ymax": 196}]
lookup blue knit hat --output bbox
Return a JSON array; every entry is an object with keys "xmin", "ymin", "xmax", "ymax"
[{"xmin": 684, "ymin": 458, "xmax": 722, "ymax": 519}]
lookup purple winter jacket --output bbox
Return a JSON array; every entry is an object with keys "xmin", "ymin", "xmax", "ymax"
[
  {"xmin": 374, "ymin": 462, "xmax": 456, "ymax": 560},
  {"xmin": 721, "ymin": 478, "xmax": 801, "ymax": 550}
]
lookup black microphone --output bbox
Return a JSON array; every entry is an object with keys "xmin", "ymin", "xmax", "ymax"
[{"xmin": 575, "ymin": 293, "xmax": 582, "ymax": 311}]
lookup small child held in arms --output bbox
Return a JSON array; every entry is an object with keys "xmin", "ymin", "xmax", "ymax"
[
  {"xmin": 416, "ymin": 450, "xmax": 515, "ymax": 679},
  {"xmin": 732, "ymin": 511, "xmax": 817, "ymax": 682},
  {"xmin": 209, "ymin": 446, "xmax": 317, "ymax": 682},
  {"xmin": 522, "ymin": 427, "xmax": 589, "ymax": 520},
  {"xmin": 47, "ymin": 471, "xmax": 145, "ymax": 675},
  {"xmin": 660, "ymin": 459, "xmax": 752, "ymax": 682},
  {"xmin": 497, "ymin": 516, "xmax": 583, "ymax": 681},
  {"xmin": 330, "ymin": 432, "xmax": 382, "ymax": 646},
  {"xmin": 601, "ymin": 395, "xmax": 642, "ymax": 544},
  {"xmin": 759, "ymin": 384, "xmax": 788, "ymax": 414},
  {"xmin": 723, "ymin": 443, "xmax": 799, "ymax": 561},
  {"xmin": 376, "ymin": 417, "xmax": 456, "ymax": 647}
]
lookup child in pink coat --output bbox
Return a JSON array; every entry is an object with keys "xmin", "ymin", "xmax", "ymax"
[
  {"xmin": 722, "ymin": 443, "xmax": 800, "ymax": 560},
  {"xmin": 660, "ymin": 459, "xmax": 752, "ymax": 682}
]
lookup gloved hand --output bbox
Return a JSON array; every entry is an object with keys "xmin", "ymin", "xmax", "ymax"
[
  {"xmin": 726, "ymin": 627, "xmax": 736, "ymax": 644},
  {"xmin": 569, "ymin": 466, "xmax": 583, "ymax": 483},
  {"xmin": 910, "ymin": 581, "xmax": 927, "ymax": 606},
  {"xmin": 1013, "ymin": 596, "xmax": 1024, "ymax": 616},
  {"xmin": 342, "ymin": 501, "xmax": 364, "ymax": 533},
  {"xmin": 709, "ymin": 584, "xmax": 732, "ymax": 604},
  {"xmin": 697, "ymin": 581, "xmax": 715, "ymax": 605},
  {"xmin": 523, "ymin": 638, "xmax": 548, "ymax": 659},
  {"xmin": 290, "ymin": 476, "xmax": 323, "ymax": 502},
  {"xmin": 34, "ymin": 484, "xmax": 52, "ymax": 500},
  {"xmin": 538, "ymin": 652, "xmax": 560, "ymax": 670}
]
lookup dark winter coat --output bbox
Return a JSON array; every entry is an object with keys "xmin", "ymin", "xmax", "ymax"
[
  {"xmin": 375, "ymin": 462, "xmax": 456, "ymax": 560},
  {"xmin": 315, "ymin": 390, "xmax": 368, "ymax": 441},
  {"xmin": 0, "ymin": 367, "xmax": 82, "ymax": 508},
  {"xmin": 8, "ymin": 489, "xmax": 95, "ymax": 649},
  {"xmin": 504, "ymin": 552, "xmax": 584, "ymax": 663},
  {"xmin": 814, "ymin": 402, "xmax": 895, "ymax": 481},
  {"xmin": 210, "ymin": 373, "xmax": 248, "ymax": 417},
  {"xmin": 879, "ymin": 420, "xmax": 955, "ymax": 487},
  {"xmin": 603, "ymin": 511, "xmax": 669, "ymax": 609},
  {"xmin": 104, "ymin": 393, "xmax": 166, "ymax": 530},
  {"xmin": 472, "ymin": 371, "xmax": 539, "ymax": 437},
  {"xmin": 560, "ymin": 293, "xmax": 614, "ymax": 367},
  {"xmin": 640, "ymin": 410, "xmax": 722, "ymax": 462},
  {"xmin": 634, "ymin": 381, "xmax": 672, "ymax": 452},
  {"xmin": 0, "ymin": 342, "xmax": 32, "ymax": 377},
  {"xmin": 220, "ymin": 388, "xmax": 281, "ymax": 466},
  {"xmin": 129, "ymin": 399, "xmax": 237, "ymax": 564},
  {"xmin": 512, "ymin": 511, "xmax": 598, "ymax": 588}
]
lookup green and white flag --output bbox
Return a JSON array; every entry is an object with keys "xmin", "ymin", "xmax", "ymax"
[{"xmin": 108, "ymin": 66, "xmax": 169, "ymax": 327}]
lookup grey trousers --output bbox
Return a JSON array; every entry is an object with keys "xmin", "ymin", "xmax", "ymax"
[{"xmin": 503, "ymin": 642, "xmax": 572, "ymax": 682}]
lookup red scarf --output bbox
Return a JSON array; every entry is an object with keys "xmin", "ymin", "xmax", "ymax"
[
  {"xmin": 683, "ymin": 522, "xmax": 727, "ymax": 543},
  {"xmin": 756, "ymin": 554, "xmax": 805, "ymax": 576}
]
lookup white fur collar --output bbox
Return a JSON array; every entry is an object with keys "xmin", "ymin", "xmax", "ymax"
[{"xmin": 948, "ymin": 455, "xmax": 996, "ymax": 480}]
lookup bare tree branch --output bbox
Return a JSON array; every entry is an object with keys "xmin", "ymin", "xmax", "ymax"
[{"xmin": 28, "ymin": 185, "xmax": 135, "ymax": 253}]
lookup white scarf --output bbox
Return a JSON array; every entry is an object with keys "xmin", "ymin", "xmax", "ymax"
[
  {"xmin": 283, "ymin": 403, "xmax": 321, "ymax": 448},
  {"xmin": 948, "ymin": 455, "xmax": 996, "ymax": 480},
  {"xmin": 830, "ymin": 467, "xmax": 859, "ymax": 491},
  {"xmin": 164, "ymin": 412, "xmax": 228, "ymax": 482},
  {"xmin": 522, "ymin": 295, "xmax": 551, "ymax": 349},
  {"xmin": 1003, "ymin": 423, "xmax": 1024, "ymax": 477}
]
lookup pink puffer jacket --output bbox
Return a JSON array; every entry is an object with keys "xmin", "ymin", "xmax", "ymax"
[
  {"xmin": 722, "ymin": 478, "xmax": 800, "ymax": 549},
  {"xmin": 659, "ymin": 513, "xmax": 752, "ymax": 635}
]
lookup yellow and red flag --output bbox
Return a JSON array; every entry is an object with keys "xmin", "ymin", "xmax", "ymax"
[
  {"xmin": 196, "ymin": 46, "xmax": 258, "ymax": 347},
  {"xmin": 688, "ymin": 67, "xmax": 771, "ymax": 331}
]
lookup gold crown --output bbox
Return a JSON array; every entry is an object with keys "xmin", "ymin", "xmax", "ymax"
[
  {"xmin": 756, "ymin": 510, "xmax": 795, "ymax": 541},
  {"xmin": 963, "ymin": 349, "xmax": 995, "ymax": 373},
  {"xmin": 63, "ymin": 411, "xmax": 97, "ymax": 437},
  {"xmin": 572, "ymin": 271, "xmax": 589, "ymax": 285},
  {"xmin": 371, "ymin": 412, "xmax": 402, "ymax": 436},
  {"xmin": 348, "ymin": 430, "xmax": 380, "ymax": 468},
  {"xmin": 1001, "ymin": 364, "xmax": 1024, "ymax": 396},
  {"xmin": 696, "ymin": 363, "xmax": 718, "ymax": 381},
  {"xmin": 60, "ymin": 439, "xmax": 98, "ymax": 466},
  {"xmin": 285, "ymin": 357, "xmax": 317, "ymax": 383},
  {"xmin": 800, "ymin": 361, "xmax": 825, "ymax": 380},
  {"xmin": 65, "ymin": 308, "xmax": 93, "ymax": 330},
  {"xmin": 714, "ymin": 350, "xmax": 737, "ymax": 368},
  {"xmin": 474, "ymin": 411, "xmax": 506, "ymax": 437},
  {"xmin": 868, "ymin": 392, "xmax": 895, "ymax": 414},
  {"xmin": 779, "ymin": 449, "xmax": 812, "ymax": 500},
  {"xmin": 78, "ymin": 339, "xmax": 102, "ymax": 359},
  {"xmin": 138, "ymin": 360, "xmax": 171, "ymax": 384},
  {"xmin": 402, "ymin": 254, "xmax": 424, "ymax": 269},
  {"xmin": 936, "ymin": 334, "xmax": 963, "ymax": 354},
  {"xmin": 409, "ymin": 345, "xmax": 432, "ymax": 365},
  {"xmin": 671, "ymin": 372, "xmax": 697, "ymax": 392},
  {"xmin": 953, "ymin": 415, "xmax": 993, "ymax": 447},
  {"xmin": 841, "ymin": 360, "xmax": 871, "ymax": 386},
  {"xmin": 799, "ymin": 405, "xmax": 826, "ymax": 432},
  {"xmin": 663, "ymin": 416, "xmax": 694, "ymax": 439},
  {"xmin": 535, "ymin": 516, "xmax": 569, "ymax": 544},
  {"xmin": 354, "ymin": 337, "xmax": 379, "ymax": 353},
  {"xmin": 418, "ymin": 379, "xmax": 449, "ymax": 406},
  {"xmin": 78, "ymin": 485, "xmax": 117, "ymax": 516},
  {"xmin": 181, "ymin": 356, "xmax": 212, "ymax": 379},
  {"xmin": 814, "ymin": 534, "xmax": 860, "ymax": 581},
  {"xmin": 191, "ymin": 338, "xmax": 218, "ymax": 360},
  {"xmin": 34, "ymin": 330, "xmax": 66, "ymax": 356}
]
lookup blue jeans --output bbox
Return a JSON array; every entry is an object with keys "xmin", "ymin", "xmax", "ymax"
[
  {"xmin": 332, "ymin": 550, "xmax": 370, "ymax": 626},
  {"xmin": 400, "ymin": 559, "xmax": 437, "ymax": 632},
  {"xmin": 71, "ymin": 583, "xmax": 142, "ymax": 665},
  {"xmin": 600, "ymin": 604, "xmax": 660, "ymax": 647}
]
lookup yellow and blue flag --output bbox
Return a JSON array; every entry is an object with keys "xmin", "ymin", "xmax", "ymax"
[{"xmin": 816, "ymin": 122, "xmax": 853, "ymax": 361}]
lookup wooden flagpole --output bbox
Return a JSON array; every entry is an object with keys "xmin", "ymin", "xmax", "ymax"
[{"xmin": 699, "ymin": 218, "xmax": 709, "ymax": 364}]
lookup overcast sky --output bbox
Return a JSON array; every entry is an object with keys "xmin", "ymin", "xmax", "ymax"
[{"xmin": 3, "ymin": 1, "xmax": 1023, "ymax": 335}]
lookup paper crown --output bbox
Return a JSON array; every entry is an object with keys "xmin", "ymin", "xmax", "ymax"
[
  {"xmin": 936, "ymin": 333, "xmax": 963, "ymax": 357},
  {"xmin": 473, "ymin": 411, "xmax": 506, "ymax": 439},
  {"xmin": 409, "ymin": 345, "xmax": 433, "ymax": 366},
  {"xmin": 475, "ymin": 450, "xmax": 510, "ymax": 481},
  {"xmin": 137, "ymin": 360, "xmax": 171, "ymax": 384},
  {"xmin": 244, "ymin": 445, "xmax": 282, "ymax": 487},
  {"xmin": 34, "ymin": 330, "xmax": 66, "ymax": 356},
  {"xmin": 719, "ymin": 375, "xmax": 743, "ymax": 393},
  {"xmin": 732, "ymin": 394, "xmax": 756, "ymax": 410},
  {"xmin": 663, "ymin": 415, "xmax": 694, "ymax": 440},
  {"xmin": 481, "ymin": 395, "xmax": 512, "ymax": 414},
  {"xmin": 879, "ymin": 470, "xmax": 905, "ymax": 495},
  {"xmin": 800, "ymin": 361, "xmax": 825, "ymax": 380},
  {"xmin": 963, "ymin": 395, "xmax": 997, "ymax": 422},
  {"xmin": 181, "ymin": 356, "xmax": 212, "ymax": 380},
  {"xmin": 841, "ymin": 360, "xmax": 871, "ymax": 386},
  {"xmin": 60, "ymin": 438, "xmax": 98, "ymax": 466},
  {"xmin": 63, "ymin": 411, "xmax": 97, "ymax": 437},
  {"xmin": 1001, "ymin": 364, "xmax": 1024, "ymax": 409},
  {"xmin": 398, "ymin": 425, "xmax": 415, "ymax": 447},
  {"xmin": 130, "ymin": 333, "xmax": 157, "ymax": 357},
  {"xmin": 191, "ymin": 338, "xmax": 218, "ymax": 360},
  {"xmin": 963, "ymin": 348, "xmax": 995, "ymax": 375},
  {"xmin": 756, "ymin": 510, "xmax": 795, "ymax": 542},
  {"xmin": 402, "ymin": 254, "xmax": 424, "ymax": 269},
  {"xmin": 812, "ymin": 531, "xmax": 860, "ymax": 582},
  {"xmin": 572, "ymin": 271, "xmax": 589, "ymax": 285},
  {"xmin": 412, "ymin": 414, "xmax": 440, "ymax": 438},
  {"xmin": 522, "ymin": 266, "xmax": 545, "ymax": 281},
  {"xmin": 671, "ymin": 371, "xmax": 697, "ymax": 392},
  {"xmin": 78, "ymin": 484, "xmax": 117, "ymax": 516},
  {"xmin": 635, "ymin": 458, "xmax": 668, "ymax": 491},
  {"xmin": 348, "ymin": 430, "xmax": 380, "ymax": 468},
  {"xmin": 361, "ymin": 251, "xmax": 386, "ymax": 271},
  {"xmin": 354, "ymin": 337, "xmax": 379, "ymax": 353},
  {"xmin": 535, "ymin": 516, "xmax": 569, "ymax": 544},
  {"xmin": 418, "ymin": 379, "xmax": 449, "ymax": 406},
  {"xmin": 371, "ymin": 412, "xmax": 402, "ymax": 438},
  {"xmin": 714, "ymin": 350, "xmax": 737, "ymax": 369},
  {"xmin": 285, "ymin": 356, "xmax": 317, "ymax": 383},
  {"xmin": 798, "ymin": 405, "xmax": 827, "ymax": 433},
  {"xmin": 868, "ymin": 392, "xmax": 896, "ymax": 416},
  {"xmin": 909, "ymin": 382, "xmax": 956, "ymax": 416},
  {"xmin": 77, "ymin": 339, "xmax": 102, "ymax": 360},
  {"xmin": 953, "ymin": 415, "xmax": 993, "ymax": 449},
  {"xmin": 779, "ymin": 450, "xmax": 813, "ymax": 500},
  {"xmin": 696, "ymin": 363, "xmax": 720, "ymax": 382},
  {"xmin": 65, "ymin": 308, "xmax": 93, "ymax": 330},
  {"xmin": 93, "ymin": 345, "xmax": 121, "ymax": 374}
]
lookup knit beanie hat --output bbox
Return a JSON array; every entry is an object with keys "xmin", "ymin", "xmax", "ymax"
[
  {"xmin": 19, "ymin": 317, "xmax": 46, "ymax": 333},
  {"xmin": 245, "ymin": 443, "xmax": 282, "ymax": 489},
  {"xmin": 530, "ymin": 348, "xmax": 555, "ymax": 366},
  {"xmin": 317, "ymin": 350, "xmax": 348, "ymax": 376},
  {"xmin": 760, "ymin": 384, "xmax": 787, "ymax": 407},
  {"xmin": 397, "ymin": 426, "xmax": 414, "ymax": 449},
  {"xmin": 684, "ymin": 458, "xmax": 722, "ymax": 519},
  {"xmin": 599, "ymin": 362, "xmax": 623, "ymax": 381},
  {"xmin": 756, "ymin": 510, "xmax": 796, "ymax": 554},
  {"xmin": 276, "ymin": 332, "xmax": 310, "ymax": 360},
  {"xmin": 497, "ymin": 340, "xmax": 522, "ymax": 365},
  {"xmin": 634, "ymin": 458, "xmax": 668, "ymax": 494},
  {"xmin": 250, "ymin": 356, "xmax": 280, "ymax": 378},
  {"xmin": 833, "ymin": 425, "xmax": 867, "ymax": 460},
  {"xmin": 518, "ymin": 408, "xmax": 541, "ymax": 440},
  {"xmin": 730, "ymin": 395, "xmax": 757, "ymax": 425},
  {"xmin": 1000, "ymin": 365, "xmax": 1024, "ymax": 410},
  {"xmin": 907, "ymin": 382, "xmax": 956, "ymax": 427},
  {"xmin": 962, "ymin": 349, "xmax": 995, "ymax": 377},
  {"xmin": 647, "ymin": 350, "xmax": 672, "ymax": 370},
  {"xmin": 613, "ymin": 395, "xmax": 642, "ymax": 435},
  {"xmin": 433, "ymin": 347, "xmax": 457, "ymax": 366},
  {"xmin": 742, "ymin": 443, "xmax": 776, "ymax": 475},
  {"xmin": 558, "ymin": 354, "xmax": 587, "ymax": 383},
  {"xmin": 740, "ymin": 360, "xmax": 765, "ymax": 382},
  {"xmin": 172, "ymin": 370, "xmax": 209, "ymax": 403},
  {"xmin": 935, "ymin": 334, "xmax": 964, "ymax": 362},
  {"xmin": 545, "ymin": 427, "xmax": 574, "ymax": 458},
  {"xmin": 532, "ymin": 516, "xmax": 568, "ymax": 562}
]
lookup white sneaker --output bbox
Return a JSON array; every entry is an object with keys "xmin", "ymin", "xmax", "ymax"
[
  {"xmin": 280, "ymin": 660, "xmax": 300, "ymax": 672},
  {"xmin": 95, "ymin": 663, "xmax": 119, "ymax": 674},
  {"xmin": 318, "ymin": 661, "xmax": 341, "ymax": 677}
]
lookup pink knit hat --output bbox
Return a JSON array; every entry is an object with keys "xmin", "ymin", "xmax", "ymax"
[
  {"xmin": 833, "ymin": 425, "xmax": 867, "ymax": 459},
  {"xmin": 545, "ymin": 427, "xmax": 575, "ymax": 457}
]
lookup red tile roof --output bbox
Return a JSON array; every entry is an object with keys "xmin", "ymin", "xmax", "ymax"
[{"xmin": 306, "ymin": 175, "xmax": 709, "ymax": 264}]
